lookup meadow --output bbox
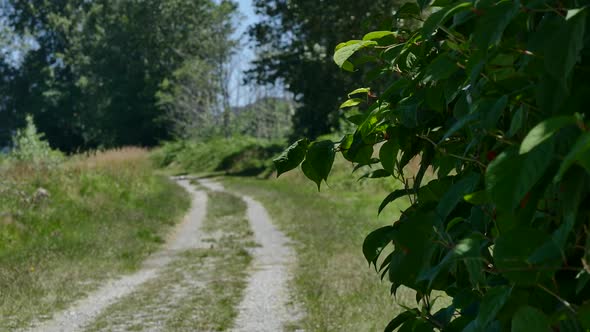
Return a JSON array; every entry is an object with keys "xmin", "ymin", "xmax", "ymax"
[{"xmin": 0, "ymin": 148, "xmax": 190, "ymax": 330}]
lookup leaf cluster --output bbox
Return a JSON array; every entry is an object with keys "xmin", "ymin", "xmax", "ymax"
[{"xmin": 276, "ymin": 0, "xmax": 590, "ymax": 330}]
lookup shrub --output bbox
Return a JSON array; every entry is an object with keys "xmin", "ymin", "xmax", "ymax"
[
  {"xmin": 276, "ymin": 1, "xmax": 590, "ymax": 330},
  {"xmin": 10, "ymin": 115, "xmax": 63, "ymax": 167}
]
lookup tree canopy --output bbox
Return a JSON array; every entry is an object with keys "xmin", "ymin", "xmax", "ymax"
[
  {"xmin": 247, "ymin": 0, "xmax": 409, "ymax": 139},
  {"xmin": 0, "ymin": 0, "xmax": 237, "ymax": 151}
]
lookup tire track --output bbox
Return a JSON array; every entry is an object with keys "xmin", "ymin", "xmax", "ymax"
[
  {"xmin": 199, "ymin": 179, "xmax": 301, "ymax": 332},
  {"xmin": 25, "ymin": 179, "xmax": 207, "ymax": 332}
]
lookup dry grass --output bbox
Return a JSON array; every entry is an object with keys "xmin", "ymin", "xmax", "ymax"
[{"xmin": 68, "ymin": 147, "xmax": 150, "ymax": 172}]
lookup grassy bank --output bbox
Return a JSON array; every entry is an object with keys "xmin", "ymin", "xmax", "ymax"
[
  {"xmin": 223, "ymin": 155, "xmax": 414, "ymax": 332},
  {"xmin": 152, "ymin": 137, "xmax": 284, "ymax": 177},
  {"xmin": 0, "ymin": 148, "xmax": 190, "ymax": 329}
]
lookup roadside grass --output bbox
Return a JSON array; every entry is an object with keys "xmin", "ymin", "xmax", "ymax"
[
  {"xmin": 85, "ymin": 190, "xmax": 253, "ymax": 331},
  {"xmin": 0, "ymin": 148, "xmax": 190, "ymax": 330},
  {"xmin": 152, "ymin": 137, "xmax": 284, "ymax": 177},
  {"xmin": 223, "ymin": 155, "xmax": 416, "ymax": 332}
]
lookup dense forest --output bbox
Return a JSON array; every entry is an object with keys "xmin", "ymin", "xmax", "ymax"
[
  {"xmin": 0, "ymin": 0, "xmax": 411, "ymax": 151},
  {"xmin": 0, "ymin": 0, "xmax": 238, "ymax": 151}
]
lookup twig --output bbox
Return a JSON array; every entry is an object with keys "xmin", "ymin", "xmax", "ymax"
[
  {"xmin": 418, "ymin": 134, "xmax": 487, "ymax": 168},
  {"xmin": 538, "ymin": 284, "xmax": 576, "ymax": 314}
]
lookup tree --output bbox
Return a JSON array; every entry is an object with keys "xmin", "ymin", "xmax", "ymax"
[
  {"xmin": 231, "ymin": 96, "xmax": 293, "ymax": 139},
  {"xmin": 156, "ymin": 0, "xmax": 239, "ymax": 140},
  {"xmin": 1, "ymin": 0, "xmax": 238, "ymax": 151},
  {"xmin": 276, "ymin": 0, "xmax": 590, "ymax": 330},
  {"xmin": 247, "ymin": 0, "xmax": 408, "ymax": 139}
]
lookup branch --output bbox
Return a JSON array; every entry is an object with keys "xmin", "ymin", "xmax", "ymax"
[{"xmin": 418, "ymin": 135, "xmax": 486, "ymax": 168}]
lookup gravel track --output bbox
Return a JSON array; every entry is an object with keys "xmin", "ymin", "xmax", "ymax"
[
  {"xmin": 200, "ymin": 179, "xmax": 301, "ymax": 332},
  {"xmin": 25, "ymin": 179, "xmax": 207, "ymax": 332}
]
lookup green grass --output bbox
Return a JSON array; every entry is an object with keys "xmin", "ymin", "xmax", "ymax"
[
  {"xmin": 85, "ymin": 190, "xmax": 253, "ymax": 331},
  {"xmin": 152, "ymin": 137, "xmax": 285, "ymax": 177},
  {"xmin": 222, "ymin": 155, "xmax": 416, "ymax": 332},
  {"xmin": 0, "ymin": 148, "xmax": 191, "ymax": 330}
]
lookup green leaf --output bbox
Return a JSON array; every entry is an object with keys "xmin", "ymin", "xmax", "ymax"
[
  {"xmin": 463, "ymin": 190, "xmax": 488, "ymax": 205},
  {"xmin": 302, "ymin": 140, "xmax": 335, "ymax": 190},
  {"xmin": 579, "ymin": 303, "xmax": 590, "ymax": 329},
  {"xmin": 273, "ymin": 139, "xmax": 309, "ymax": 177},
  {"xmin": 341, "ymin": 60, "xmax": 355, "ymax": 72},
  {"xmin": 333, "ymin": 40, "xmax": 377, "ymax": 68},
  {"xmin": 340, "ymin": 98, "xmax": 364, "ymax": 109},
  {"xmin": 379, "ymin": 140, "xmax": 399, "ymax": 173},
  {"xmin": 348, "ymin": 87, "xmax": 371, "ymax": 98},
  {"xmin": 439, "ymin": 112, "xmax": 478, "ymax": 142},
  {"xmin": 478, "ymin": 96, "xmax": 508, "ymax": 131},
  {"xmin": 389, "ymin": 212, "xmax": 438, "ymax": 287},
  {"xmin": 363, "ymin": 31, "xmax": 396, "ymax": 41},
  {"xmin": 473, "ymin": 0, "xmax": 519, "ymax": 50},
  {"xmin": 507, "ymin": 106, "xmax": 524, "ymax": 138},
  {"xmin": 420, "ymin": 233, "xmax": 484, "ymax": 287},
  {"xmin": 486, "ymin": 144, "xmax": 553, "ymax": 212},
  {"xmin": 495, "ymin": 227, "xmax": 554, "ymax": 284},
  {"xmin": 555, "ymin": 131, "xmax": 590, "ymax": 182},
  {"xmin": 519, "ymin": 116, "xmax": 575, "ymax": 154},
  {"xmin": 436, "ymin": 172, "xmax": 480, "ymax": 221},
  {"xmin": 422, "ymin": 53, "xmax": 458, "ymax": 83},
  {"xmin": 342, "ymin": 134, "xmax": 374, "ymax": 165},
  {"xmin": 384, "ymin": 310, "xmax": 419, "ymax": 332},
  {"xmin": 301, "ymin": 159, "xmax": 323, "ymax": 190},
  {"xmin": 475, "ymin": 286, "xmax": 512, "ymax": 328},
  {"xmin": 446, "ymin": 217, "xmax": 464, "ymax": 232},
  {"xmin": 544, "ymin": 8, "xmax": 587, "ymax": 85},
  {"xmin": 512, "ymin": 306, "xmax": 551, "ymax": 332},
  {"xmin": 418, "ymin": 177, "xmax": 454, "ymax": 204},
  {"xmin": 379, "ymin": 189, "xmax": 411, "ymax": 214},
  {"xmin": 530, "ymin": 170, "xmax": 586, "ymax": 265},
  {"xmin": 363, "ymin": 226, "xmax": 395, "ymax": 266},
  {"xmin": 422, "ymin": 2, "xmax": 472, "ymax": 38}
]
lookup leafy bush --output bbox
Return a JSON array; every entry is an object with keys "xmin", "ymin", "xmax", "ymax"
[
  {"xmin": 277, "ymin": 1, "xmax": 590, "ymax": 330},
  {"xmin": 10, "ymin": 115, "xmax": 63, "ymax": 167}
]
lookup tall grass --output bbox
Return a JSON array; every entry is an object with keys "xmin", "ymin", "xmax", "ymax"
[{"xmin": 0, "ymin": 148, "xmax": 190, "ymax": 329}]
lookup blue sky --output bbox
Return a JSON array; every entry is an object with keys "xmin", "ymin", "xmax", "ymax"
[
  {"xmin": 230, "ymin": 0, "xmax": 259, "ymax": 106},
  {"xmin": 237, "ymin": 0, "xmax": 256, "ymax": 28}
]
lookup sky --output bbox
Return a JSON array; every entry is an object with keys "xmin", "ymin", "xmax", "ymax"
[{"xmin": 229, "ymin": 0, "xmax": 258, "ymax": 106}]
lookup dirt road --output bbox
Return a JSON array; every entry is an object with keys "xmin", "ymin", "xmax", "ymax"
[{"xmin": 25, "ymin": 178, "xmax": 300, "ymax": 332}]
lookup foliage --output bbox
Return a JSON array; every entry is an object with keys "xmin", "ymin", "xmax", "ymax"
[
  {"xmin": 9, "ymin": 115, "xmax": 63, "ymax": 167},
  {"xmin": 156, "ymin": 0, "xmax": 239, "ymax": 140},
  {"xmin": 0, "ymin": 0, "xmax": 237, "ymax": 151},
  {"xmin": 0, "ymin": 148, "xmax": 190, "ymax": 329},
  {"xmin": 277, "ymin": 0, "xmax": 590, "ymax": 330},
  {"xmin": 153, "ymin": 137, "xmax": 284, "ymax": 177},
  {"xmin": 248, "ymin": 0, "xmax": 410, "ymax": 139},
  {"xmin": 230, "ymin": 97, "xmax": 294, "ymax": 140}
]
